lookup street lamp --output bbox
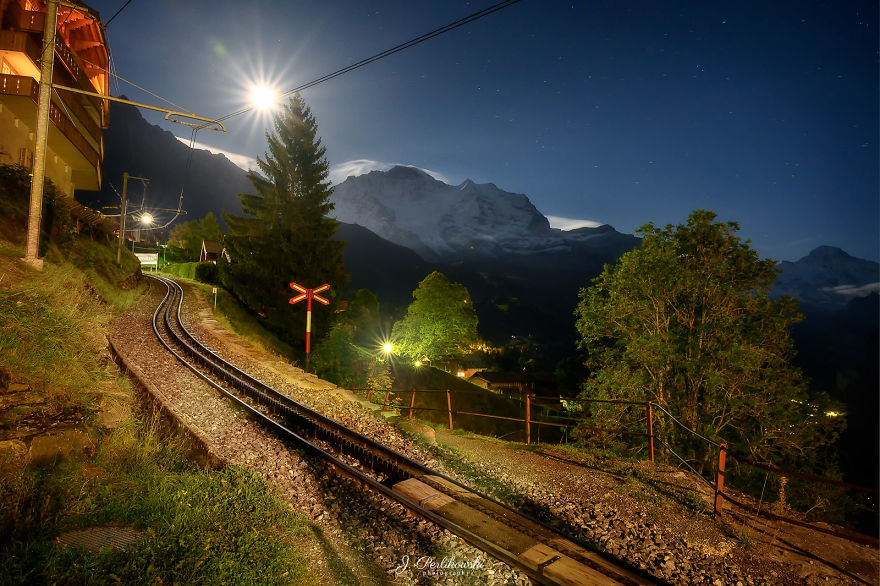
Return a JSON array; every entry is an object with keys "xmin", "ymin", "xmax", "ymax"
[{"xmin": 132, "ymin": 212, "xmax": 153, "ymax": 252}]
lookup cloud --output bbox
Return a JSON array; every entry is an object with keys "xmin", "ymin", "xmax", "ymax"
[
  {"xmin": 329, "ymin": 159, "xmax": 450, "ymax": 185},
  {"xmin": 174, "ymin": 137, "xmax": 258, "ymax": 171},
  {"xmin": 546, "ymin": 215, "xmax": 604, "ymax": 230},
  {"xmin": 822, "ymin": 282, "xmax": 880, "ymax": 297}
]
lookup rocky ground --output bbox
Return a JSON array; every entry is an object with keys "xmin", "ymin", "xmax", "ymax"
[{"xmin": 82, "ymin": 277, "xmax": 880, "ymax": 585}]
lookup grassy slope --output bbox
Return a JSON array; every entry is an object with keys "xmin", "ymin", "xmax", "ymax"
[{"xmin": 0, "ymin": 236, "xmax": 314, "ymax": 585}]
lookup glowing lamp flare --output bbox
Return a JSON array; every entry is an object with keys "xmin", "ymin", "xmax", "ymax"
[
  {"xmin": 140, "ymin": 213, "xmax": 153, "ymax": 225},
  {"xmin": 250, "ymin": 84, "xmax": 279, "ymax": 110}
]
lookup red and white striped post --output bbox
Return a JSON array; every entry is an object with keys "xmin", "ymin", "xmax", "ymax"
[{"xmin": 289, "ymin": 282, "xmax": 330, "ymax": 372}]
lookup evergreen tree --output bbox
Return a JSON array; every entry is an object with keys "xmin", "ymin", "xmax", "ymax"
[
  {"xmin": 221, "ymin": 94, "xmax": 347, "ymax": 347},
  {"xmin": 575, "ymin": 210, "xmax": 844, "ymax": 476}
]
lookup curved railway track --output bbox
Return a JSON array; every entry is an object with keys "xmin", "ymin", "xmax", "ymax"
[{"xmin": 148, "ymin": 274, "xmax": 659, "ymax": 586}]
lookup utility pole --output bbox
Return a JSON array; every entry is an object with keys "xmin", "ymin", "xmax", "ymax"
[
  {"xmin": 22, "ymin": 0, "xmax": 59, "ymax": 271},
  {"xmin": 117, "ymin": 172, "xmax": 149, "ymax": 265}
]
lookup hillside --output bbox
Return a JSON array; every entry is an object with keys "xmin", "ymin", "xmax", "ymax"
[{"xmin": 0, "ymin": 177, "xmax": 315, "ymax": 583}]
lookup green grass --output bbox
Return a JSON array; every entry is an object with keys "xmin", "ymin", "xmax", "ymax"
[
  {"xmin": 189, "ymin": 280, "xmax": 299, "ymax": 363},
  {"xmin": 0, "ymin": 234, "xmax": 316, "ymax": 585},
  {"xmin": 0, "ymin": 256, "xmax": 108, "ymax": 421},
  {"xmin": 0, "ymin": 412, "xmax": 313, "ymax": 585}
]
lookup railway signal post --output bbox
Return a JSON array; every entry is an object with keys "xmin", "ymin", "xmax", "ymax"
[{"xmin": 289, "ymin": 281, "xmax": 330, "ymax": 372}]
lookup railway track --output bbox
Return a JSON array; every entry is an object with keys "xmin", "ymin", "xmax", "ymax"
[{"xmin": 148, "ymin": 274, "xmax": 659, "ymax": 586}]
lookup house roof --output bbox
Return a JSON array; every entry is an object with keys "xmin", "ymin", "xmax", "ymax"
[{"xmin": 201, "ymin": 240, "xmax": 221, "ymax": 254}]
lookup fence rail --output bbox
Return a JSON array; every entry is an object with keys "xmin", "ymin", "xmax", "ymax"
[{"xmin": 356, "ymin": 386, "xmax": 878, "ymax": 547}]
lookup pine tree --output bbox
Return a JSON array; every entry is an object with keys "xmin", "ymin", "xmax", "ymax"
[{"xmin": 221, "ymin": 94, "xmax": 347, "ymax": 348}]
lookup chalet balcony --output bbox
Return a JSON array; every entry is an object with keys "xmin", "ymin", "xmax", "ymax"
[
  {"xmin": 0, "ymin": 73, "xmax": 101, "ymax": 187},
  {"xmin": 2, "ymin": 2, "xmax": 44, "ymax": 33},
  {"xmin": 0, "ymin": 27, "xmax": 105, "ymax": 126},
  {"xmin": 0, "ymin": 29, "xmax": 40, "ymax": 63}
]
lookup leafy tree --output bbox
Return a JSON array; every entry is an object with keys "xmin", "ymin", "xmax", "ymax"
[
  {"xmin": 221, "ymin": 94, "xmax": 347, "ymax": 347},
  {"xmin": 168, "ymin": 212, "xmax": 222, "ymax": 261},
  {"xmin": 392, "ymin": 271, "xmax": 478, "ymax": 363},
  {"xmin": 311, "ymin": 289, "xmax": 389, "ymax": 389},
  {"xmin": 575, "ymin": 210, "xmax": 844, "ymax": 476}
]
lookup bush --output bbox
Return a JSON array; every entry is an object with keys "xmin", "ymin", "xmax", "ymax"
[
  {"xmin": 195, "ymin": 262, "xmax": 218, "ymax": 284},
  {"xmin": 164, "ymin": 262, "xmax": 198, "ymax": 280},
  {"xmin": 0, "ymin": 163, "xmax": 69, "ymax": 251}
]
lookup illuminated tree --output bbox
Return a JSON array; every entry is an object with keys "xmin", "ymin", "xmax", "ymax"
[
  {"xmin": 576, "ymin": 210, "xmax": 844, "ymax": 474},
  {"xmin": 393, "ymin": 271, "xmax": 478, "ymax": 362}
]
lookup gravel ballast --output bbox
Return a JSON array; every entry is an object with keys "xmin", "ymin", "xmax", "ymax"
[{"xmin": 111, "ymin": 278, "xmax": 878, "ymax": 585}]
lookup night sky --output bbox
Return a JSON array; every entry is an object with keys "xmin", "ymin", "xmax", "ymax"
[{"xmin": 85, "ymin": 0, "xmax": 878, "ymax": 261}]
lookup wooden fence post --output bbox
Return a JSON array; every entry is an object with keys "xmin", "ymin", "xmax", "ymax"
[
  {"xmin": 446, "ymin": 389, "xmax": 453, "ymax": 430},
  {"xmin": 646, "ymin": 401, "xmax": 654, "ymax": 463},
  {"xmin": 525, "ymin": 393, "xmax": 531, "ymax": 445},
  {"xmin": 714, "ymin": 443, "xmax": 727, "ymax": 521},
  {"xmin": 408, "ymin": 390, "xmax": 416, "ymax": 420}
]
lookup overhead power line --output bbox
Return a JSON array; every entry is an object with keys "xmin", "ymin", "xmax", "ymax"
[
  {"xmin": 214, "ymin": 0, "xmax": 525, "ymax": 124},
  {"xmin": 104, "ymin": 0, "xmax": 136, "ymax": 28}
]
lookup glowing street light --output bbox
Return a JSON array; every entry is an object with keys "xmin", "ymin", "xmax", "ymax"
[{"xmin": 140, "ymin": 213, "xmax": 153, "ymax": 225}]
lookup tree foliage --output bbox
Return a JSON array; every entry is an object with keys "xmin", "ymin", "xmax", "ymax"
[
  {"xmin": 311, "ymin": 289, "xmax": 390, "ymax": 389},
  {"xmin": 392, "ymin": 271, "xmax": 478, "ymax": 362},
  {"xmin": 168, "ymin": 212, "xmax": 223, "ymax": 261},
  {"xmin": 575, "ymin": 210, "xmax": 844, "ymax": 474},
  {"xmin": 220, "ymin": 95, "xmax": 347, "ymax": 347}
]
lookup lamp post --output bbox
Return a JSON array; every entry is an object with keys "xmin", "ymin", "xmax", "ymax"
[{"xmin": 117, "ymin": 173, "xmax": 149, "ymax": 265}]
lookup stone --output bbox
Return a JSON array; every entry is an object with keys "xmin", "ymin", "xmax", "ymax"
[
  {"xmin": 0, "ymin": 439, "xmax": 28, "ymax": 467},
  {"xmin": 28, "ymin": 429, "xmax": 94, "ymax": 463},
  {"xmin": 98, "ymin": 403, "xmax": 130, "ymax": 428}
]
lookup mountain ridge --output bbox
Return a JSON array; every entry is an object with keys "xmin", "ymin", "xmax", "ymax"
[{"xmin": 329, "ymin": 165, "xmax": 638, "ymax": 264}]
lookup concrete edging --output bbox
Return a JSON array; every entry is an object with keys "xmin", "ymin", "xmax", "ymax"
[{"xmin": 108, "ymin": 336, "xmax": 225, "ymax": 469}]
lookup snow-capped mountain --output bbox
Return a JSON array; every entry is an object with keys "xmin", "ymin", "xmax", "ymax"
[
  {"xmin": 329, "ymin": 165, "xmax": 637, "ymax": 263},
  {"xmin": 775, "ymin": 246, "xmax": 879, "ymax": 310}
]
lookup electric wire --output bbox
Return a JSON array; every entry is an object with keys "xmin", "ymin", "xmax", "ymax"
[
  {"xmin": 104, "ymin": 0, "xmax": 136, "ymax": 28},
  {"xmin": 86, "ymin": 0, "xmax": 524, "ymax": 227},
  {"xmin": 211, "ymin": 0, "xmax": 525, "ymax": 125}
]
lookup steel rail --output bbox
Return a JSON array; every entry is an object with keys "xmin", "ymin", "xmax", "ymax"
[{"xmin": 146, "ymin": 275, "xmax": 658, "ymax": 585}]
